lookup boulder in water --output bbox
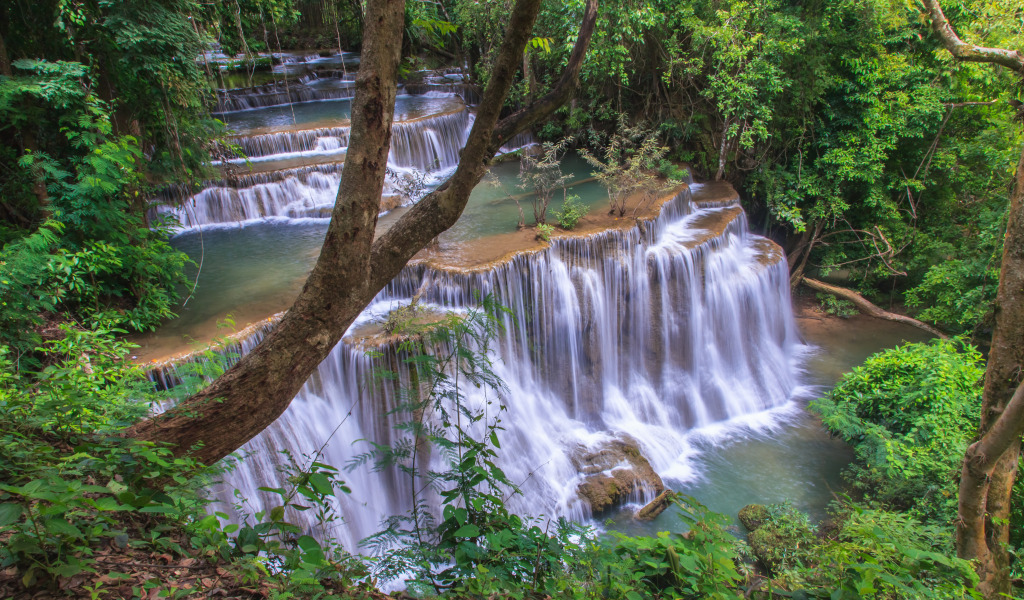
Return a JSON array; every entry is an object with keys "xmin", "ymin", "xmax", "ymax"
[{"xmin": 572, "ymin": 436, "xmax": 664, "ymax": 515}]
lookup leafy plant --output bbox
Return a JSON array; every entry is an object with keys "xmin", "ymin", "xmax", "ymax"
[
  {"xmin": 579, "ymin": 117, "xmax": 670, "ymax": 217},
  {"xmin": 535, "ymin": 223, "xmax": 554, "ymax": 242},
  {"xmin": 609, "ymin": 497, "xmax": 748, "ymax": 599},
  {"xmin": 816, "ymin": 292, "xmax": 858, "ymax": 318},
  {"xmin": 810, "ymin": 339, "xmax": 984, "ymax": 524},
  {"xmin": 554, "ymin": 194, "xmax": 587, "ymax": 230},
  {"xmin": 519, "ymin": 139, "xmax": 573, "ymax": 225}
]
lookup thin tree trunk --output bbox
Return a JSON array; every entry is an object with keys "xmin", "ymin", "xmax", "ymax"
[
  {"xmin": 0, "ymin": 31, "xmax": 12, "ymax": 77},
  {"xmin": 715, "ymin": 118, "xmax": 730, "ymax": 180},
  {"xmin": 124, "ymin": 0, "xmax": 600, "ymax": 466},
  {"xmin": 788, "ymin": 220, "xmax": 822, "ymax": 290}
]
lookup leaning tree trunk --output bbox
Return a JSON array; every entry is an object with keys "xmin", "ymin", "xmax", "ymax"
[
  {"xmin": 124, "ymin": 0, "xmax": 600, "ymax": 466},
  {"xmin": 917, "ymin": 1, "xmax": 1024, "ymax": 596},
  {"xmin": 956, "ymin": 144, "xmax": 1024, "ymax": 599}
]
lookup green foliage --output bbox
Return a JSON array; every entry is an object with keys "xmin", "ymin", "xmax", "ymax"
[
  {"xmin": 608, "ymin": 498, "xmax": 748, "ymax": 599},
  {"xmin": 810, "ymin": 339, "xmax": 984, "ymax": 524},
  {"xmin": 745, "ymin": 503, "xmax": 817, "ymax": 573},
  {"xmin": 356, "ymin": 297, "xmax": 577, "ymax": 595},
  {"xmin": 554, "ymin": 194, "xmax": 588, "ymax": 230},
  {"xmin": 520, "ymin": 138, "xmax": 573, "ymax": 225},
  {"xmin": 535, "ymin": 222, "xmax": 554, "ymax": 242},
  {"xmin": 904, "ymin": 203, "xmax": 1005, "ymax": 334},
  {"xmin": 658, "ymin": 159, "xmax": 690, "ymax": 181},
  {"xmin": 816, "ymin": 292, "xmax": 859, "ymax": 319},
  {"xmin": 776, "ymin": 505, "xmax": 981, "ymax": 599},
  {"xmin": 580, "ymin": 117, "xmax": 671, "ymax": 217},
  {"xmin": 0, "ymin": 325, "xmax": 209, "ymax": 585}
]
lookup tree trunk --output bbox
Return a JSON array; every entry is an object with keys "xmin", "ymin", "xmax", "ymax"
[
  {"xmin": 125, "ymin": 0, "xmax": 407, "ymax": 462},
  {"xmin": 788, "ymin": 220, "xmax": 822, "ymax": 290},
  {"xmin": 956, "ymin": 145, "xmax": 1024, "ymax": 599},
  {"xmin": 917, "ymin": 2, "xmax": 1024, "ymax": 595},
  {"xmin": 801, "ymin": 277, "xmax": 947, "ymax": 338},
  {"xmin": 124, "ymin": 0, "xmax": 600, "ymax": 466},
  {"xmin": 0, "ymin": 31, "xmax": 12, "ymax": 77}
]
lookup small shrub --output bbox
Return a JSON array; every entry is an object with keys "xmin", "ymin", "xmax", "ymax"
[
  {"xmin": 536, "ymin": 223, "xmax": 554, "ymax": 242},
  {"xmin": 658, "ymin": 159, "xmax": 689, "ymax": 181},
  {"xmin": 554, "ymin": 194, "xmax": 587, "ymax": 230},
  {"xmin": 746, "ymin": 503, "xmax": 817, "ymax": 573},
  {"xmin": 816, "ymin": 292, "xmax": 858, "ymax": 318},
  {"xmin": 779, "ymin": 505, "xmax": 981, "ymax": 599}
]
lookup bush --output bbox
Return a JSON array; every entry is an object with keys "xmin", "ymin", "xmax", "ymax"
[
  {"xmin": 658, "ymin": 159, "xmax": 690, "ymax": 181},
  {"xmin": 743, "ymin": 503, "xmax": 817, "ymax": 573},
  {"xmin": 779, "ymin": 505, "xmax": 980, "ymax": 599},
  {"xmin": 810, "ymin": 339, "xmax": 983, "ymax": 524},
  {"xmin": 608, "ymin": 497, "xmax": 748, "ymax": 599},
  {"xmin": 554, "ymin": 194, "xmax": 587, "ymax": 230}
]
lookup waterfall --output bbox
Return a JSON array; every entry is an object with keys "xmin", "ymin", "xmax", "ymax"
[
  {"xmin": 154, "ymin": 184, "xmax": 804, "ymax": 549},
  {"xmin": 217, "ymin": 75, "xmax": 357, "ymax": 112},
  {"xmin": 164, "ymin": 108, "xmax": 475, "ymax": 230},
  {"xmin": 156, "ymin": 170, "xmax": 342, "ymax": 228}
]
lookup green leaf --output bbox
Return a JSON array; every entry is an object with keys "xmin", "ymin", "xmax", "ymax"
[
  {"xmin": 44, "ymin": 518, "xmax": 84, "ymax": 539},
  {"xmin": 296, "ymin": 535, "xmax": 321, "ymax": 553},
  {"xmin": 308, "ymin": 472, "xmax": 333, "ymax": 496},
  {"xmin": 0, "ymin": 503, "xmax": 23, "ymax": 526},
  {"xmin": 453, "ymin": 524, "xmax": 480, "ymax": 538}
]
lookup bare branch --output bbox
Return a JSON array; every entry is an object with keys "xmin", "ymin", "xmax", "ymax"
[{"xmin": 922, "ymin": 0, "xmax": 1024, "ymax": 72}]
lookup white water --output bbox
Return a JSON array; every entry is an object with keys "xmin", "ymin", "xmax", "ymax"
[
  {"xmin": 158, "ymin": 106, "xmax": 477, "ymax": 230},
  {"xmin": 157, "ymin": 186, "xmax": 805, "ymax": 550}
]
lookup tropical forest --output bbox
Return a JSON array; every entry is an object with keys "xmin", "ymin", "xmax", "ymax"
[{"xmin": 1, "ymin": 0, "xmax": 1023, "ymax": 598}]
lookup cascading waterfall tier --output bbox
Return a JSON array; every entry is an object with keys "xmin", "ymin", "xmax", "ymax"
[
  {"xmin": 159, "ymin": 107, "xmax": 476, "ymax": 230},
  {"xmin": 216, "ymin": 74, "xmax": 355, "ymax": 112},
  {"xmin": 153, "ymin": 181, "xmax": 804, "ymax": 550}
]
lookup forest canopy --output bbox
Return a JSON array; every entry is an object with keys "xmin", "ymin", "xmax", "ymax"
[{"xmin": 1, "ymin": 0, "xmax": 1023, "ymax": 598}]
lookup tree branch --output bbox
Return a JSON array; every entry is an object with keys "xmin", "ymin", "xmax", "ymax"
[
  {"xmin": 367, "ymin": 0, "xmax": 599, "ymax": 291},
  {"xmin": 922, "ymin": 0, "xmax": 1024, "ymax": 72},
  {"xmin": 491, "ymin": 0, "xmax": 599, "ymax": 145},
  {"xmin": 969, "ymin": 380, "xmax": 1024, "ymax": 473},
  {"xmin": 125, "ymin": 0, "xmax": 600, "ymax": 466},
  {"xmin": 801, "ymin": 277, "xmax": 947, "ymax": 338}
]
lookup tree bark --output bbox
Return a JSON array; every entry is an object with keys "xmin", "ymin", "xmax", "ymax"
[
  {"xmin": 922, "ymin": 0, "xmax": 1024, "ymax": 73},
  {"xmin": 0, "ymin": 31, "xmax": 12, "ymax": 77},
  {"xmin": 788, "ymin": 220, "xmax": 822, "ymax": 290},
  {"xmin": 955, "ymin": 143, "xmax": 1024, "ymax": 599},
  {"xmin": 918, "ymin": 2, "xmax": 1024, "ymax": 596},
  {"xmin": 801, "ymin": 277, "xmax": 948, "ymax": 338},
  {"xmin": 124, "ymin": 0, "xmax": 600, "ymax": 466}
]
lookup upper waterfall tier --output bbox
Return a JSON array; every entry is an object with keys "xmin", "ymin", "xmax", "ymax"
[
  {"xmin": 149, "ymin": 180, "xmax": 804, "ymax": 551},
  {"xmin": 156, "ymin": 102, "xmax": 479, "ymax": 230}
]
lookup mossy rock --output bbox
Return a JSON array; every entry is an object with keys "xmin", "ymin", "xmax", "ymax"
[
  {"xmin": 739, "ymin": 504, "xmax": 769, "ymax": 531},
  {"xmin": 745, "ymin": 504, "xmax": 817, "ymax": 573},
  {"xmin": 572, "ymin": 436, "xmax": 665, "ymax": 515}
]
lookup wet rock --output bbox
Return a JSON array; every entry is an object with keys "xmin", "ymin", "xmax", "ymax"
[{"xmin": 572, "ymin": 436, "xmax": 664, "ymax": 515}]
